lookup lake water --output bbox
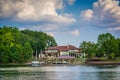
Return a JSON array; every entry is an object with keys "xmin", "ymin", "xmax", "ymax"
[{"xmin": 0, "ymin": 65, "xmax": 120, "ymax": 80}]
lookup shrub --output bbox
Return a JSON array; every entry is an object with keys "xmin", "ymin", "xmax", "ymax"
[{"xmin": 108, "ymin": 52, "xmax": 115, "ymax": 60}]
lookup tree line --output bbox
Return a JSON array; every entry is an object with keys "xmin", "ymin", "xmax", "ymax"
[
  {"xmin": 0, "ymin": 26, "xmax": 57, "ymax": 64},
  {"xmin": 80, "ymin": 33, "xmax": 120, "ymax": 61}
]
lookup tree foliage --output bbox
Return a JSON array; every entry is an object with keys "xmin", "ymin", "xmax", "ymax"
[
  {"xmin": 80, "ymin": 33, "xmax": 120, "ymax": 60},
  {"xmin": 0, "ymin": 26, "xmax": 57, "ymax": 64},
  {"xmin": 80, "ymin": 41, "xmax": 97, "ymax": 59}
]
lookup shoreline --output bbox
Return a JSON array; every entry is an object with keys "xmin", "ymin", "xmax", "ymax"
[
  {"xmin": 1, "ymin": 61, "xmax": 120, "ymax": 67},
  {"xmin": 85, "ymin": 61, "xmax": 120, "ymax": 65}
]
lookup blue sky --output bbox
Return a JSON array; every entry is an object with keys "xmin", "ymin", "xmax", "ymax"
[{"xmin": 0, "ymin": 0, "xmax": 120, "ymax": 47}]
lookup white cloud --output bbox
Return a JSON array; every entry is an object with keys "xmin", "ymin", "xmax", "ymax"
[
  {"xmin": 28, "ymin": 25, "xmax": 80, "ymax": 37},
  {"xmin": 108, "ymin": 26, "xmax": 120, "ymax": 31},
  {"xmin": 0, "ymin": 0, "xmax": 77, "ymax": 38},
  {"xmin": 27, "ymin": 23, "xmax": 59, "ymax": 31},
  {"xmin": 80, "ymin": 0, "xmax": 120, "ymax": 31},
  {"xmin": 19, "ymin": 27, "xmax": 26, "ymax": 31},
  {"xmin": 16, "ymin": 0, "xmax": 59, "ymax": 21},
  {"xmin": 44, "ymin": 24, "xmax": 58, "ymax": 31},
  {"xmin": 0, "ymin": 0, "xmax": 24, "ymax": 18},
  {"xmin": 71, "ymin": 30, "xmax": 79, "ymax": 36},
  {"xmin": 46, "ymin": 29, "xmax": 80, "ymax": 37},
  {"xmin": 46, "ymin": 32, "xmax": 54, "ymax": 37},
  {"xmin": 0, "ymin": 0, "xmax": 76, "ymax": 24},
  {"xmin": 80, "ymin": 9, "xmax": 93, "ymax": 21}
]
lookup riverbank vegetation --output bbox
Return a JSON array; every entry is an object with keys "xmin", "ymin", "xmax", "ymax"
[
  {"xmin": 80, "ymin": 33, "xmax": 120, "ymax": 61},
  {"xmin": 0, "ymin": 26, "xmax": 57, "ymax": 64}
]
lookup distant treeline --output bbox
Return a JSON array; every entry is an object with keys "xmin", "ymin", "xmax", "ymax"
[
  {"xmin": 0, "ymin": 26, "xmax": 57, "ymax": 64},
  {"xmin": 80, "ymin": 33, "xmax": 120, "ymax": 61}
]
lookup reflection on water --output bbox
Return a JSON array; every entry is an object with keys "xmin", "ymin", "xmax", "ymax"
[{"xmin": 0, "ymin": 65, "xmax": 120, "ymax": 80}]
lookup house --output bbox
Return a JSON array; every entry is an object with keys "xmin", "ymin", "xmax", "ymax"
[{"xmin": 44, "ymin": 45, "xmax": 81, "ymax": 58}]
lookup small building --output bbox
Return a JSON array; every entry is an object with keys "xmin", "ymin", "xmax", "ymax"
[{"xmin": 44, "ymin": 45, "xmax": 81, "ymax": 58}]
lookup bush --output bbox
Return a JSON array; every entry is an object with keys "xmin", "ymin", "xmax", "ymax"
[
  {"xmin": 115, "ymin": 57, "xmax": 120, "ymax": 61},
  {"xmin": 108, "ymin": 52, "xmax": 115, "ymax": 60}
]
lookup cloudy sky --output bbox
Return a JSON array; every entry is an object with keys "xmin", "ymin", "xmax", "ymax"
[{"xmin": 0, "ymin": 0, "xmax": 120, "ymax": 47}]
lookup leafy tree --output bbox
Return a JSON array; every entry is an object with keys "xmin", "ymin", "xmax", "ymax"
[
  {"xmin": 23, "ymin": 42, "xmax": 33, "ymax": 62},
  {"xmin": 0, "ymin": 46, "xmax": 10, "ymax": 64},
  {"xmin": 80, "ymin": 33, "xmax": 120, "ymax": 61},
  {"xmin": 0, "ymin": 26, "xmax": 15, "ymax": 46},
  {"xmin": 0, "ymin": 26, "xmax": 57, "ymax": 64},
  {"xmin": 97, "ymin": 33, "xmax": 119, "ymax": 59},
  {"xmin": 80, "ymin": 41, "xmax": 97, "ymax": 59},
  {"xmin": 108, "ymin": 52, "xmax": 115, "ymax": 60},
  {"xmin": 21, "ymin": 29, "xmax": 57, "ymax": 57},
  {"xmin": 116, "ymin": 38, "xmax": 120, "ymax": 56},
  {"xmin": 10, "ymin": 44, "xmax": 23, "ymax": 63}
]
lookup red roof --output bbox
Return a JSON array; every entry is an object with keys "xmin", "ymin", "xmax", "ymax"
[{"xmin": 47, "ymin": 45, "xmax": 79, "ymax": 51}]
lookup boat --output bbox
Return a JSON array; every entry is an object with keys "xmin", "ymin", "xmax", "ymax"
[
  {"xmin": 39, "ymin": 61, "xmax": 45, "ymax": 64},
  {"xmin": 31, "ymin": 61, "xmax": 39, "ymax": 67},
  {"xmin": 31, "ymin": 50, "xmax": 45, "ymax": 67}
]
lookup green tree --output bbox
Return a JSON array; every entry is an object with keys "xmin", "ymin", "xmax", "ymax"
[
  {"xmin": 116, "ymin": 38, "xmax": 120, "ymax": 56},
  {"xmin": 21, "ymin": 29, "xmax": 57, "ymax": 58},
  {"xmin": 0, "ymin": 26, "xmax": 15, "ymax": 46},
  {"xmin": 80, "ymin": 41, "xmax": 97, "ymax": 59},
  {"xmin": 0, "ymin": 26, "xmax": 57, "ymax": 64},
  {"xmin": 0, "ymin": 46, "xmax": 10, "ymax": 64},
  {"xmin": 23, "ymin": 42, "xmax": 33, "ymax": 62},
  {"xmin": 108, "ymin": 52, "xmax": 115, "ymax": 60},
  {"xmin": 97, "ymin": 33, "xmax": 119, "ymax": 59},
  {"xmin": 10, "ymin": 44, "xmax": 23, "ymax": 63}
]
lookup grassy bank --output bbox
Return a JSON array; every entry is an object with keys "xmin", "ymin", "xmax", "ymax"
[
  {"xmin": 0, "ymin": 63, "xmax": 31, "ymax": 67},
  {"xmin": 1, "ymin": 58, "xmax": 120, "ymax": 67}
]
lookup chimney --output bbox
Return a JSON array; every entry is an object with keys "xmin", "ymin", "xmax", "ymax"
[{"xmin": 67, "ymin": 43, "xmax": 69, "ymax": 49}]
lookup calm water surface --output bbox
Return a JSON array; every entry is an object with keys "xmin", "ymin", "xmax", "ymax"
[{"xmin": 0, "ymin": 65, "xmax": 120, "ymax": 80}]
